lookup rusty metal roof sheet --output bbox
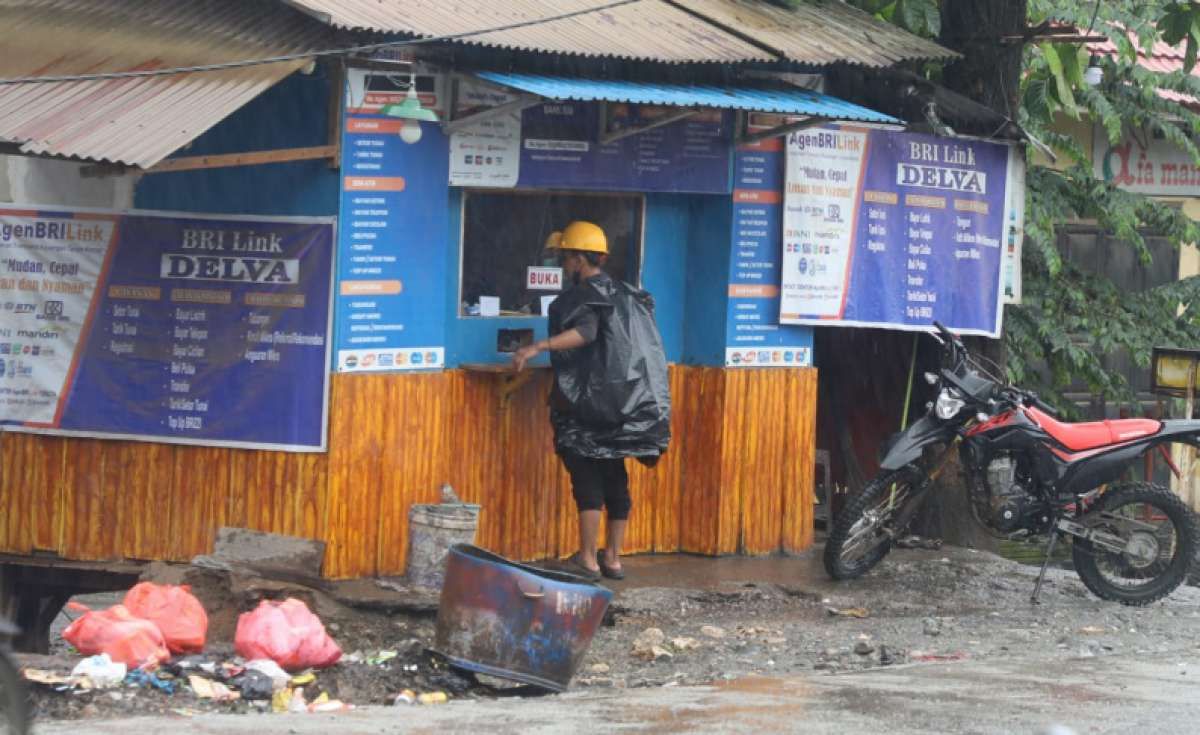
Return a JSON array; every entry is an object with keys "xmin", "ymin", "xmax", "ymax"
[
  {"xmin": 674, "ymin": 0, "xmax": 958, "ymax": 67},
  {"xmin": 0, "ymin": 0, "xmax": 332, "ymax": 168},
  {"xmin": 281, "ymin": 0, "xmax": 775, "ymax": 63}
]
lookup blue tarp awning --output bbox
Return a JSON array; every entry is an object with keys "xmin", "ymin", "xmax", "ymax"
[{"xmin": 475, "ymin": 72, "xmax": 899, "ymax": 124}]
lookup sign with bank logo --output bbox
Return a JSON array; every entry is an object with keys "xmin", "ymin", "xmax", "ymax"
[
  {"xmin": 779, "ymin": 125, "xmax": 1023, "ymax": 337},
  {"xmin": 0, "ymin": 205, "xmax": 333, "ymax": 451}
]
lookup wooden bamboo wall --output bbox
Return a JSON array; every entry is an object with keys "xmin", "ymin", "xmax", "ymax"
[{"xmin": 0, "ymin": 366, "xmax": 816, "ymax": 578}]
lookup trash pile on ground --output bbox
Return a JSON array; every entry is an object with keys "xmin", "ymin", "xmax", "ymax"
[{"xmin": 23, "ymin": 581, "xmax": 469, "ymax": 720}]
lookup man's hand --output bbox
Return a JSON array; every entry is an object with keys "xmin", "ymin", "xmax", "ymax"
[{"xmin": 512, "ymin": 343, "xmax": 541, "ymax": 371}]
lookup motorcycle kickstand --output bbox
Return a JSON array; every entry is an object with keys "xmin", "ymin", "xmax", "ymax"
[{"xmin": 1030, "ymin": 529, "xmax": 1060, "ymax": 606}]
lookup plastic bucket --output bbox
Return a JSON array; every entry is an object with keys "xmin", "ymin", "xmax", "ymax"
[
  {"xmin": 433, "ymin": 544, "xmax": 612, "ymax": 692},
  {"xmin": 406, "ymin": 503, "xmax": 480, "ymax": 590}
]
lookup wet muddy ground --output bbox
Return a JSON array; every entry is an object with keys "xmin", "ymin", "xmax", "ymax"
[{"xmin": 21, "ymin": 544, "xmax": 1200, "ymax": 723}]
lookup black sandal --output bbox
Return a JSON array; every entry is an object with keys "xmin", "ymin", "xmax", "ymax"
[
  {"xmin": 597, "ymin": 549, "xmax": 626, "ymax": 580},
  {"xmin": 565, "ymin": 552, "xmax": 601, "ymax": 581}
]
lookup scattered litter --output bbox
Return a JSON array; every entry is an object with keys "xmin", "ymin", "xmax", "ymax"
[
  {"xmin": 1078, "ymin": 626, "xmax": 1106, "ymax": 635},
  {"xmin": 287, "ymin": 688, "xmax": 308, "ymax": 714},
  {"xmin": 63, "ymin": 603, "xmax": 171, "ymax": 668},
  {"xmin": 393, "ymin": 689, "xmax": 417, "ymax": 706},
  {"xmin": 588, "ymin": 663, "xmax": 611, "ymax": 674},
  {"xmin": 366, "ymin": 650, "xmax": 398, "ymax": 666},
  {"xmin": 23, "ymin": 670, "xmax": 74, "ymax": 687},
  {"xmin": 71, "ymin": 654, "xmax": 127, "ymax": 689},
  {"xmin": 166, "ymin": 654, "xmax": 221, "ymax": 678},
  {"xmin": 418, "ymin": 692, "xmax": 448, "ymax": 705},
  {"xmin": 125, "ymin": 668, "xmax": 177, "ymax": 695},
  {"xmin": 189, "ymin": 675, "xmax": 240, "ymax": 702},
  {"xmin": 290, "ymin": 672, "xmax": 316, "ymax": 687},
  {"xmin": 244, "ymin": 659, "xmax": 291, "ymax": 693},
  {"xmin": 826, "ymin": 607, "xmax": 869, "ymax": 619},
  {"xmin": 230, "ymin": 670, "xmax": 275, "ymax": 701},
  {"xmin": 271, "ymin": 688, "xmax": 294, "ymax": 713},
  {"xmin": 700, "ymin": 625, "xmax": 726, "ymax": 639},
  {"xmin": 123, "ymin": 582, "xmax": 209, "ymax": 655},
  {"xmin": 235, "ymin": 598, "xmax": 342, "ymax": 672}
]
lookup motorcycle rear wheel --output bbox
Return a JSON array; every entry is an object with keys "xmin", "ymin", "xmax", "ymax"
[
  {"xmin": 1072, "ymin": 482, "xmax": 1198, "ymax": 607},
  {"xmin": 824, "ymin": 466, "xmax": 926, "ymax": 580}
]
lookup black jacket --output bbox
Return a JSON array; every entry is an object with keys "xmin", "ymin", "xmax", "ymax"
[{"xmin": 547, "ymin": 273, "xmax": 671, "ymax": 459}]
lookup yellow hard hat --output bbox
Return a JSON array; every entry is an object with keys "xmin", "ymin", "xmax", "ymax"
[{"xmin": 548, "ymin": 220, "xmax": 608, "ymax": 254}]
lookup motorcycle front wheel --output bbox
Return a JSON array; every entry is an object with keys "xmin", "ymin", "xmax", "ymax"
[
  {"xmin": 1072, "ymin": 482, "xmax": 1198, "ymax": 607},
  {"xmin": 824, "ymin": 465, "xmax": 926, "ymax": 580}
]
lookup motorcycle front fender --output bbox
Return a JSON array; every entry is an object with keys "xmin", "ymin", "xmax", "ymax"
[{"xmin": 879, "ymin": 415, "xmax": 956, "ymax": 471}]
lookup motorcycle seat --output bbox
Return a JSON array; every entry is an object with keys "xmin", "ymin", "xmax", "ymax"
[{"xmin": 1025, "ymin": 406, "xmax": 1161, "ymax": 452}]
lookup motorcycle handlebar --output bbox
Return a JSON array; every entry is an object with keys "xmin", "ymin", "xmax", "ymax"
[{"xmin": 996, "ymin": 386, "xmax": 1060, "ymax": 419}]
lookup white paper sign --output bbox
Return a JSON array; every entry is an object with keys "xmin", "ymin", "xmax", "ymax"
[
  {"xmin": 540, "ymin": 295, "xmax": 557, "ymax": 316},
  {"xmin": 449, "ymin": 80, "xmax": 522, "ymax": 188},
  {"xmin": 479, "ymin": 295, "xmax": 500, "ymax": 317},
  {"xmin": 779, "ymin": 128, "xmax": 870, "ymax": 320},
  {"xmin": 526, "ymin": 266, "xmax": 562, "ymax": 291}
]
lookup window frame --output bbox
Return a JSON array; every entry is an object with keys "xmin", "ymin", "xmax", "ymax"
[{"xmin": 456, "ymin": 188, "xmax": 647, "ymax": 319}]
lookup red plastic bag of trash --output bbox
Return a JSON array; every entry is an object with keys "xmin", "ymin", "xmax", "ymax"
[
  {"xmin": 123, "ymin": 582, "xmax": 208, "ymax": 654},
  {"xmin": 62, "ymin": 603, "xmax": 170, "ymax": 668},
  {"xmin": 235, "ymin": 598, "xmax": 342, "ymax": 672}
]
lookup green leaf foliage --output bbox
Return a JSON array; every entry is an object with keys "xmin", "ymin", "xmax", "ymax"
[{"xmin": 840, "ymin": 0, "xmax": 1200, "ymax": 414}]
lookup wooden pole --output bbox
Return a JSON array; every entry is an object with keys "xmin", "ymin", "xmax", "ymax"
[{"xmin": 1183, "ymin": 359, "xmax": 1197, "ymax": 510}]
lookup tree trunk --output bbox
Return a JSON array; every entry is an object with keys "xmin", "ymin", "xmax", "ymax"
[{"xmin": 939, "ymin": 0, "xmax": 1028, "ymax": 135}]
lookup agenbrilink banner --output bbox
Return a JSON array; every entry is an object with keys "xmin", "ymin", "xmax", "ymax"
[{"xmin": 0, "ymin": 205, "xmax": 334, "ymax": 451}]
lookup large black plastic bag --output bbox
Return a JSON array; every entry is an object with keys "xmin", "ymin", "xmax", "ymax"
[{"xmin": 549, "ymin": 276, "xmax": 671, "ymax": 460}]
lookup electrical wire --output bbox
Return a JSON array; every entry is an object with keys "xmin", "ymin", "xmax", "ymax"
[{"xmin": 0, "ymin": 0, "xmax": 642, "ymax": 86}]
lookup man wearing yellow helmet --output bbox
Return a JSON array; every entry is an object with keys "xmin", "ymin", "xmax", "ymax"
[{"xmin": 513, "ymin": 220, "xmax": 671, "ymax": 581}]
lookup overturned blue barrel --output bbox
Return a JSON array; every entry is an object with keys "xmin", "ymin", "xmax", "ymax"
[{"xmin": 432, "ymin": 544, "xmax": 612, "ymax": 692}]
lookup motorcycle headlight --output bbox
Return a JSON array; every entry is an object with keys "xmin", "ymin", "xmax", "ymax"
[{"xmin": 935, "ymin": 388, "xmax": 966, "ymax": 420}]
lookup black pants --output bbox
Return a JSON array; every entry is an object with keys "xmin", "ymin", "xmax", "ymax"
[{"xmin": 561, "ymin": 454, "xmax": 631, "ymax": 521}]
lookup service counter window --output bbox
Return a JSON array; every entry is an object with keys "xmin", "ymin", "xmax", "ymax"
[{"xmin": 460, "ymin": 191, "xmax": 643, "ymax": 317}]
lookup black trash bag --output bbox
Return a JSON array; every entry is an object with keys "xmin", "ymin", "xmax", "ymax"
[
  {"xmin": 230, "ymin": 669, "xmax": 275, "ymax": 701},
  {"xmin": 548, "ymin": 273, "xmax": 670, "ymax": 460}
]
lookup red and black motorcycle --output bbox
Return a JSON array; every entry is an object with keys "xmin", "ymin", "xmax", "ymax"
[{"xmin": 824, "ymin": 322, "xmax": 1200, "ymax": 606}]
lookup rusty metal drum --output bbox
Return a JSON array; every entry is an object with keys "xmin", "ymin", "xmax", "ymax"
[{"xmin": 432, "ymin": 544, "xmax": 612, "ymax": 691}]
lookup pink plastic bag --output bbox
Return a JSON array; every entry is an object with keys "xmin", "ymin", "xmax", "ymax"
[
  {"xmin": 235, "ymin": 598, "xmax": 342, "ymax": 672},
  {"xmin": 123, "ymin": 582, "xmax": 208, "ymax": 655},
  {"xmin": 62, "ymin": 603, "xmax": 170, "ymax": 668}
]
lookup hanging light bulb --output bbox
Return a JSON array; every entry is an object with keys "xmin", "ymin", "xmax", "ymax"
[
  {"xmin": 1084, "ymin": 55, "xmax": 1104, "ymax": 87},
  {"xmin": 399, "ymin": 117, "xmax": 423, "ymax": 144},
  {"xmin": 381, "ymin": 73, "xmax": 439, "ymax": 146}
]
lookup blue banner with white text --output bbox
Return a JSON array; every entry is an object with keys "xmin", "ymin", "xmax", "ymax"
[{"xmin": 0, "ymin": 205, "xmax": 334, "ymax": 451}]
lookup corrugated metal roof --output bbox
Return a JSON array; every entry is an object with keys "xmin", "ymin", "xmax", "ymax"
[
  {"xmin": 476, "ymin": 71, "xmax": 900, "ymax": 122},
  {"xmin": 281, "ymin": 0, "xmax": 773, "ymax": 63},
  {"xmin": 0, "ymin": 0, "xmax": 332, "ymax": 168},
  {"xmin": 674, "ymin": 0, "xmax": 957, "ymax": 67}
]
